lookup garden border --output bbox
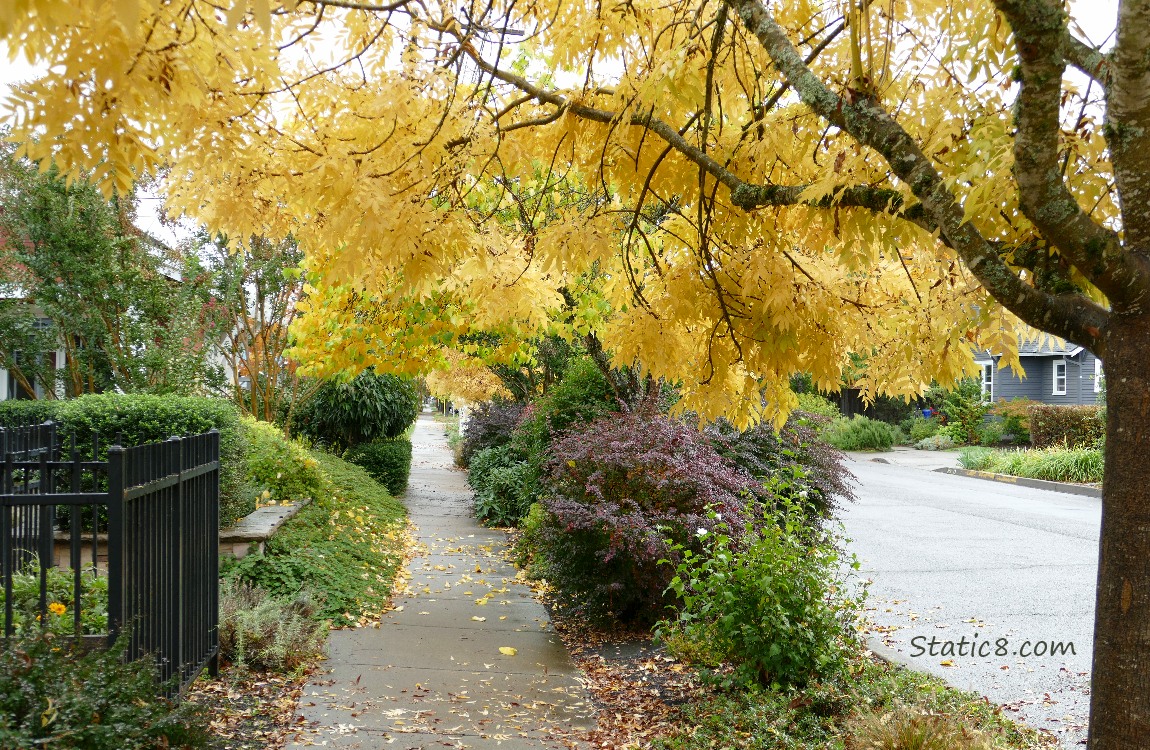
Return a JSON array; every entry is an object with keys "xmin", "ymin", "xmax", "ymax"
[{"xmin": 933, "ymin": 467, "xmax": 1101, "ymax": 498}]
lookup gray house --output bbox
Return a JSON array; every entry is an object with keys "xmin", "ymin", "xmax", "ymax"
[{"xmin": 975, "ymin": 337, "xmax": 1103, "ymax": 405}]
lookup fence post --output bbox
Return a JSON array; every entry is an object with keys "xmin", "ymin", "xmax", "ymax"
[
  {"xmin": 169, "ymin": 435, "xmax": 184, "ymax": 687},
  {"xmin": 106, "ymin": 443, "xmax": 125, "ymax": 648},
  {"xmin": 208, "ymin": 430, "xmax": 220, "ymax": 678}
]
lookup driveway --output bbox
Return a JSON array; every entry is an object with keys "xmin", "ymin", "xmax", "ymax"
[{"xmin": 840, "ymin": 450, "xmax": 1098, "ymax": 747}]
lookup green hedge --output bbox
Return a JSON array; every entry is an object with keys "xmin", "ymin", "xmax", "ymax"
[
  {"xmin": 241, "ymin": 416, "xmax": 326, "ymax": 504},
  {"xmin": 821, "ymin": 415, "xmax": 897, "ymax": 451},
  {"xmin": 1028, "ymin": 404, "xmax": 1104, "ymax": 449},
  {"xmin": 0, "ymin": 394, "xmax": 249, "ymax": 527},
  {"xmin": 344, "ymin": 438, "xmax": 413, "ymax": 496}
]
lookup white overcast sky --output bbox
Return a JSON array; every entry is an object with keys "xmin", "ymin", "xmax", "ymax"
[{"xmin": 0, "ymin": 0, "xmax": 1122, "ymax": 246}]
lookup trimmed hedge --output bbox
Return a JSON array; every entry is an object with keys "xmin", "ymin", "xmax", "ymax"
[
  {"xmin": 0, "ymin": 394, "xmax": 249, "ymax": 526},
  {"xmin": 345, "ymin": 438, "xmax": 413, "ymax": 496},
  {"xmin": 1028, "ymin": 404, "xmax": 1104, "ymax": 449}
]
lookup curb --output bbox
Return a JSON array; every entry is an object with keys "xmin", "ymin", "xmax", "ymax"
[
  {"xmin": 866, "ymin": 636, "xmax": 920, "ymax": 672},
  {"xmin": 933, "ymin": 467, "xmax": 1101, "ymax": 498}
]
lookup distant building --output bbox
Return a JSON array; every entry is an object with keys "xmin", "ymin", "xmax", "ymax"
[{"xmin": 975, "ymin": 336, "xmax": 1102, "ymax": 405}]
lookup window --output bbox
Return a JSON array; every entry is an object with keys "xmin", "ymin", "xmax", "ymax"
[
  {"xmin": 1053, "ymin": 361, "xmax": 1067, "ymax": 396},
  {"xmin": 1095, "ymin": 358, "xmax": 1104, "ymax": 393},
  {"xmin": 980, "ymin": 362, "xmax": 994, "ymax": 401}
]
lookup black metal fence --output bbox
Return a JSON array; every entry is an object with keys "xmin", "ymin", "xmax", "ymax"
[{"xmin": 1, "ymin": 422, "xmax": 220, "ymax": 696}]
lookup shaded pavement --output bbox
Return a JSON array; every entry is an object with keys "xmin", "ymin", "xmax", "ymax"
[{"xmin": 287, "ymin": 415, "xmax": 595, "ymax": 749}]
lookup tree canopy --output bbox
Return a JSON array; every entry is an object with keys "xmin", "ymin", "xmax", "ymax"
[{"xmin": 5, "ymin": 1, "xmax": 1150, "ymax": 744}]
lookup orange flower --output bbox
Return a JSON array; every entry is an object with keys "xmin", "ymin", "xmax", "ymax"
[{"xmin": 48, "ymin": 602, "xmax": 66, "ymax": 616}]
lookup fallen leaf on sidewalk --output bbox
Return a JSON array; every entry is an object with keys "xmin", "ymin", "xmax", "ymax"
[{"xmin": 499, "ymin": 647, "xmax": 518, "ymax": 656}]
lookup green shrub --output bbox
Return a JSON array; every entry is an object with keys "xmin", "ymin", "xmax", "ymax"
[
  {"xmin": 915, "ymin": 434, "xmax": 956, "ymax": 451},
  {"xmin": 0, "ymin": 564, "xmax": 107, "ymax": 636},
  {"xmin": 0, "ymin": 632, "xmax": 209, "ymax": 748},
  {"xmin": 795, "ymin": 392, "xmax": 840, "ymax": 420},
  {"xmin": 218, "ymin": 579, "xmax": 328, "ymax": 673},
  {"xmin": 937, "ymin": 423, "xmax": 967, "ymax": 444},
  {"xmin": 511, "ymin": 502, "xmax": 549, "ymax": 573},
  {"xmin": 222, "ymin": 450, "xmax": 406, "ymax": 627},
  {"xmin": 939, "ymin": 378, "xmax": 989, "ymax": 445},
  {"xmin": 1028, "ymin": 404, "xmax": 1105, "ymax": 449},
  {"xmin": 821, "ymin": 415, "xmax": 897, "ymax": 451},
  {"xmin": 905, "ymin": 415, "xmax": 941, "ymax": 443},
  {"xmin": 977, "ymin": 420, "xmax": 1004, "ymax": 446},
  {"xmin": 242, "ymin": 416, "xmax": 326, "ymax": 505},
  {"xmin": 0, "ymin": 394, "xmax": 249, "ymax": 526},
  {"xmin": 294, "ymin": 369, "xmax": 419, "ymax": 450},
  {"xmin": 957, "ymin": 447, "xmax": 994, "ymax": 471},
  {"xmin": 344, "ymin": 438, "xmax": 413, "ymax": 496},
  {"xmin": 0, "ymin": 399, "xmax": 57, "ymax": 425},
  {"xmin": 990, "ymin": 397, "xmax": 1034, "ymax": 444},
  {"xmin": 475, "ymin": 461, "xmax": 535, "ymax": 527},
  {"xmin": 658, "ymin": 503, "xmax": 865, "ymax": 690}
]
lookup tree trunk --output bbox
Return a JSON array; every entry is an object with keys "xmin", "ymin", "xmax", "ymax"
[{"xmin": 1089, "ymin": 311, "xmax": 1150, "ymax": 747}]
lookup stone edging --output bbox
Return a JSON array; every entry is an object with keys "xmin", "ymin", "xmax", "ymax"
[
  {"xmin": 933, "ymin": 467, "xmax": 1101, "ymax": 498},
  {"xmin": 219, "ymin": 499, "xmax": 311, "ymax": 557}
]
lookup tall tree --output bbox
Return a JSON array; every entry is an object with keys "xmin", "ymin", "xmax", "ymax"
[
  {"xmin": 2, "ymin": 1, "xmax": 1147, "ymax": 744},
  {"xmin": 0, "ymin": 141, "xmax": 224, "ymax": 397}
]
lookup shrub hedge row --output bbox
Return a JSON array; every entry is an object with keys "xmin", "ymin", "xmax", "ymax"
[
  {"xmin": 344, "ymin": 438, "xmax": 413, "ymax": 496},
  {"xmin": 1028, "ymin": 404, "xmax": 1104, "ymax": 449}
]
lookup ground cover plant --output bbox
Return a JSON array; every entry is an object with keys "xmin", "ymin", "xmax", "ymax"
[
  {"xmin": 0, "ymin": 632, "xmax": 209, "ymax": 749},
  {"xmin": 217, "ymin": 579, "xmax": 328, "ymax": 674},
  {"xmin": 223, "ymin": 450, "xmax": 406, "ymax": 627},
  {"xmin": 959, "ymin": 446, "xmax": 1104, "ymax": 484}
]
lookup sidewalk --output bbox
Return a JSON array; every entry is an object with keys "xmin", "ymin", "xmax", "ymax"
[
  {"xmin": 845, "ymin": 446, "xmax": 961, "ymax": 471},
  {"xmin": 287, "ymin": 415, "xmax": 595, "ymax": 749}
]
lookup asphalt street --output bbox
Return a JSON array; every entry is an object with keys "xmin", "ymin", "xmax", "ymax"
[{"xmin": 840, "ymin": 450, "xmax": 1098, "ymax": 748}]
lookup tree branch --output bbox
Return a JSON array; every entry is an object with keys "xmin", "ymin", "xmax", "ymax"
[
  {"xmin": 993, "ymin": 0, "xmax": 1139, "ymax": 306},
  {"xmin": 729, "ymin": 0, "xmax": 1111, "ymax": 353}
]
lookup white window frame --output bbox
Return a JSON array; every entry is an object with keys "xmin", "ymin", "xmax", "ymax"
[
  {"xmin": 1053, "ymin": 360, "xmax": 1067, "ymax": 396},
  {"xmin": 979, "ymin": 362, "xmax": 994, "ymax": 401},
  {"xmin": 1094, "ymin": 358, "xmax": 1104, "ymax": 393}
]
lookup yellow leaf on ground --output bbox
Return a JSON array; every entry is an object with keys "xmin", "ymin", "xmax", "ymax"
[{"xmin": 499, "ymin": 647, "xmax": 517, "ymax": 656}]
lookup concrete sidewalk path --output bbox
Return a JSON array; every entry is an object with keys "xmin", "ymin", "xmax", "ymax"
[{"xmin": 287, "ymin": 415, "xmax": 595, "ymax": 749}]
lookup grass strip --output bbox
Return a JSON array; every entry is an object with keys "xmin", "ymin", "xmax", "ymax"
[{"xmin": 959, "ymin": 446, "xmax": 1103, "ymax": 484}]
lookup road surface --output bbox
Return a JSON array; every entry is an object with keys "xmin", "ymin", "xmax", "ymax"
[{"xmin": 840, "ymin": 449, "xmax": 1097, "ymax": 747}]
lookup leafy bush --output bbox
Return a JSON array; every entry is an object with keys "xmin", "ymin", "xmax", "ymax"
[
  {"xmin": 990, "ymin": 397, "xmax": 1034, "ymax": 444},
  {"xmin": 821, "ymin": 415, "xmax": 897, "ymax": 451},
  {"xmin": 218, "ymin": 579, "xmax": 328, "ymax": 673},
  {"xmin": 659, "ymin": 504, "xmax": 864, "ymax": 690},
  {"xmin": 795, "ymin": 392, "xmax": 840, "ymax": 420},
  {"xmin": 0, "ymin": 632, "xmax": 209, "ymax": 748},
  {"xmin": 242, "ymin": 416, "xmax": 326, "ymax": 505},
  {"xmin": 223, "ymin": 450, "xmax": 406, "ymax": 626},
  {"xmin": 1028, "ymin": 404, "xmax": 1105, "ymax": 449},
  {"xmin": 0, "ymin": 564, "xmax": 108, "ymax": 636},
  {"xmin": 958, "ymin": 445, "xmax": 1103, "ymax": 483},
  {"xmin": 344, "ymin": 438, "xmax": 413, "ymax": 496},
  {"xmin": 511, "ymin": 502, "xmax": 549, "ymax": 573},
  {"xmin": 535, "ymin": 410, "xmax": 761, "ymax": 624},
  {"xmin": 977, "ymin": 420, "xmax": 1004, "ymax": 446},
  {"xmin": 706, "ymin": 416, "xmax": 855, "ymax": 523},
  {"xmin": 937, "ymin": 423, "xmax": 967, "ymax": 444},
  {"xmin": 460, "ymin": 400, "xmax": 526, "ymax": 467},
  {"xmin": 294, "ymin": 370, "xmax": 419, "ymax": 450},
  {"xmin": 904, "ymin": 415, "xmax": 941, "ymax": 443},
  {"xmin": 0, "ymin": 393, "xmax": 249, "ymax": 527},
  {"xmin": 939, "ymin": 378, "xmax": 989, "ymax": 445},
  {"xmin": 915, "ymin": 433, "xmax": 956, "ymax": 451},
  {"xmin": 475, "ymin": 462, "xmax": 535, "ymax": 527}
]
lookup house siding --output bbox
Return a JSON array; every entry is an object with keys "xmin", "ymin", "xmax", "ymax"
[{"xmin": 986, "ymin": 352, "xmax": 1101, "ymax": 405}]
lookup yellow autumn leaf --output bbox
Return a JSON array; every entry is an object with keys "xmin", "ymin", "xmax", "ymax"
[{"xmin": 499, "ymin": 647, "xmax": 517, "ymax": 656}]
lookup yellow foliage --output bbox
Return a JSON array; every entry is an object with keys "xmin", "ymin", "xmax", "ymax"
[{"xmin": 1, "ymin": 0, "xmax": 1111, "ymax": 426}]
